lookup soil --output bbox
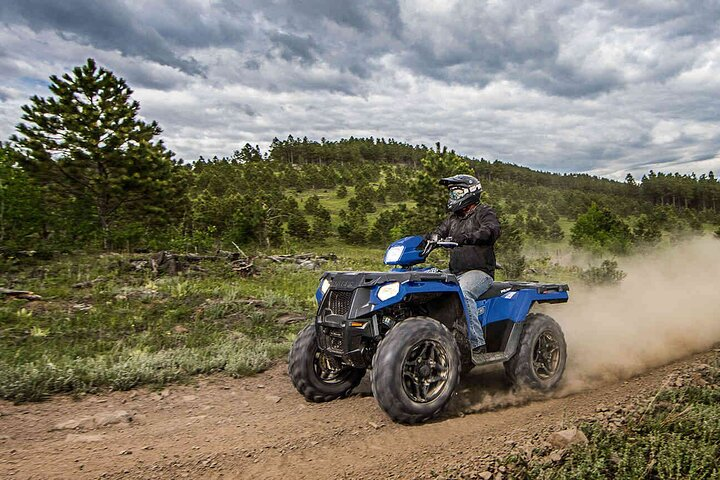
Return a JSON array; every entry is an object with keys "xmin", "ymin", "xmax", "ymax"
[{"xmin": 1, "ymin": 349, "xmax": 717, "ymax": 480}]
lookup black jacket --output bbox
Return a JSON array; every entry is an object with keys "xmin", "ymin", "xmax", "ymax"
[{"xmin": 431, "ymin": 204, "xmax": 501, "ymax": 277}]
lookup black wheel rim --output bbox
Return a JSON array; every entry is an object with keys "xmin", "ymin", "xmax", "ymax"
[
  {"xmin": 532, "ymin": 330, "xmax": 561, "ymax": 379},
  {"xmin": 313, "ymin": 350, "xmax": 351, "ymax": 384},
  {"xmin": 401, "ymin": 340, "xmax": 449, "ymax": 403}
]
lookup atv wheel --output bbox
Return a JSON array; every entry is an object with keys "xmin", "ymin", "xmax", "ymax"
[
  {"xmin": 288, "ymin": 325, "xmax": 365, "ymax": 402},
  {"xmin": 371, "ymin": 317, "xmax": 460, "ymax": 424},
  {"xmin": 504, "ymin": 313, "xmax": 566, "ymax": 390}
]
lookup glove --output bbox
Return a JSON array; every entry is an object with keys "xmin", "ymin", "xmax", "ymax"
[
  {"xmin": 452, "ymin": 234, "xmax": 465, "ymax": 245},
  {"xmin": 422, "ymin": 233, "xmax": 439, "ymax": 257}
]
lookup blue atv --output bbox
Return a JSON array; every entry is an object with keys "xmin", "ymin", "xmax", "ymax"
[{"xmin": 288, "ymin": 235, "xmax": 569, "ymax": 424}]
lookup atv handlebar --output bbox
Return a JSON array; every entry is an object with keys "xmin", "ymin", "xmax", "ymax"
[
  {"xmin": 436, "ymin": 241, "xmax": 459, "ymax": 248},
  {"xmin": 421, "ymin": 238, "xmax": 459, "ymax": 257}
]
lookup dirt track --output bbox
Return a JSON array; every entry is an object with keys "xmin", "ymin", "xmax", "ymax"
[{"xmin": 2, "ymin": 348, "xmax": 716, "ymax": 480}]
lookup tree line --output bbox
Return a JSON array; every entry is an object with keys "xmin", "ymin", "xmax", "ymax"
[{"xmin": 1, "ymin": 58, "xmax": 718, "ymax": 255}]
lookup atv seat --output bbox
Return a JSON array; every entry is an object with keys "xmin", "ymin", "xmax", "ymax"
[{"xmin": 478, "ymin": 282, "xmax": 513, "ymax": 300}]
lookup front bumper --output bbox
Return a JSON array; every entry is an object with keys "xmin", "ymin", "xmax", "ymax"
[{"xmin": 314, "ymin": 271, "xmax": 460, "ymax": 367}]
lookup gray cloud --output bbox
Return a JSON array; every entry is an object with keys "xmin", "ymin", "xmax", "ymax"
[
  {"xmin": 267, "ymin": 31, "xmax": 319, "ymax": 65},
  {"xmin": 0, "ymin": 0, "xmax": 719, "ymax": 178},
  {"xmin": 0, "ymin": 0, "xmax": 205, "ymax": 75}
]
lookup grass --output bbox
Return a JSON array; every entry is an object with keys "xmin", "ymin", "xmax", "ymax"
[
  {"xmin": 0, "ymin": 244, "xmax": 391, "ymax": 402},
  {"xmin": 294, "ymin": 186, "xmax": 418, "ymax": 229},
  {"xmin": 0, "ymin": 253, "xmax": 320, "ymax": 401},
  {"xmin": 0, "ymin": 336, "xmax": 288, "ymax": 402},
  {"xmin": 3, "ymin": 221, "xmax": 711, "ymax": 402},
  {"xmin": 506, "ymin": 356, "xmax": 720, "ymax": 479}
]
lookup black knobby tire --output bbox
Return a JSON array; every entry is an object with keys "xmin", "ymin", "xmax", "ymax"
[
  {"xmin": 288, "ymin": 325, "xmax": 365, "ymax": 402},
  {"xmin": 504, "ymin": 313, "xmax": 566, "ymax": 391},
  {"xmin": 371, "ymin": 317, "xmax": 461, "ymax": 424}
]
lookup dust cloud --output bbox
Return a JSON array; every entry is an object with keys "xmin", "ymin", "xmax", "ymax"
[
  {"xmin": 457, "ymin": 236, "xmax": 719, "ymax": 414},
  {"xmin": 552, "ymin": 235, "xmax": 720, "ymax": 391}
]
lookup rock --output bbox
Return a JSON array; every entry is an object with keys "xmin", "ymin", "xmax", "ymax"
[
  {"xmin": 368, "ymin": 422, "xmax": 383, "ymax": 429},
  {"xmin": 53, "ymin": 416, "xmax": 94, "ymax": 431},
  {"xmin": 65, "ymin": 434, "xmax": 103, "ymax": 443},
  {"xmin": 173, "ymin": 325, "xmax": 189, "ymax": 334},
  {"xmin": 276, "ymin": 314, "xmax": 306, "ymax": 325},
  {"xmin": 182, "ymin": 395, "xmax": 198, "ymax": 402},
  {"xmin": 691, "ymin": 372, "xmax": 708, "ymax": 387},
  {"xmin": 479, "ymin": 472, "xmax": 493, "ymax": 480},
  {"xmin": 93, "ymin": 410, "xmax": 132, "ymax": 427},
  {"xmin": 265, "ymin": 395, "xmax": 282, "ymax": 403},
  {"xmin": 547, "ymin": 428, "xmax": 588, "ymax": 449},
  {"xmin": 119, "ymin": 449, "xmax": 132, "ymax": 455},
  {"xmin": 549, "ymin": 450, "xmax": 565, "ymax": 462}
]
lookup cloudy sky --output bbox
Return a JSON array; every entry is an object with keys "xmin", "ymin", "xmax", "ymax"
[{"xmin": 1, "ymin": 0, "xmax": 719, "ymax": 179}]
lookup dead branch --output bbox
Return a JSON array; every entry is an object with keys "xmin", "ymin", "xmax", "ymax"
[{"xmin": 0, "ymin": 287, "xmax": 43, "ymax": 301}]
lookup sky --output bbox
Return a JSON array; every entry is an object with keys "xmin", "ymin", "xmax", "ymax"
[{"xmin": 1, "ymin": 0, "xmax": 719, "ymax": 179}]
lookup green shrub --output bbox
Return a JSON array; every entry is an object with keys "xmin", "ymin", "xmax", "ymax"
[
  {"xmin": 580, "ymin": 259, "xmax": 626, "ymax": 285},
  {"xmin": 508, "ymin": 359, "xmax": 720, "ymax": 479},
  {"xmin": 571, "ymin": 204, "xmax": 634, "ymax": 254}
]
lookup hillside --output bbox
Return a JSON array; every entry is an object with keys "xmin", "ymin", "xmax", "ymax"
[{"xmin": 3, "ymin": 138, "xmax": 718, "ymax": 256}]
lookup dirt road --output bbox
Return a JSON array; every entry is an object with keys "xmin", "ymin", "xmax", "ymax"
[{"xmin": 2, "ymin": 348, "xmax": 716, "ymax": 480}]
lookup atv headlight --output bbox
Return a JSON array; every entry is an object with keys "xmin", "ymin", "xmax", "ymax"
[
  {"xmin": 377, "ymin": 281, "xmax": 400, "ymax": 301},
  {"xmin": 320, "ymin": 278, "xmax": 331, "ymax": 295},
  {"xmin": 384, "ymin": 246, "xmax": 404, "ymax": 264}
]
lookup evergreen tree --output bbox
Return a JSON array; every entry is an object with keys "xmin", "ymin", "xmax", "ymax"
[
  {"xmin": 304, "ymin": 194, "xmax": 322, "ymax": 216},
  {"xmin": 309, "ymin": 205, "xmax": 332, "ymax": 241},
  {"xmin": 633, "ymin": 214, "xmax": 662, "ymax": 245},
  {"xmin": 287, "ymin": 212, "xmax": 310, "ymax": 240},
  {"xmin": 570, "ymin": 203, "xmax": 634, "ymax": 254},
  {"xmin": 0, "ymin": 144, "xmax": 47, "ymax": 249},
  {"xmin": 337, "ymin": 208, "xmax": 368, "ymax": 244},
  {"xmin": 408, "ymin": 144, "xmax": 472, "ymax": 233},
  {"xmin": 11, "ymin": 58, "xmax": 179, "ymax": 249},
  {"xmin": 336, "ymin": 184, "xmax": 348, "ymax": 198}
]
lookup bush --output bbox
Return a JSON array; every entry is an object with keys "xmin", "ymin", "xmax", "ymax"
[
  {"xmin": 571, "ymin": 204, "xmax": 634, "ymax": 254},
  {"xmin": 633, "ymin": 214, "xmax": 662, "ymax": 245},
  {"xmin": 580, "ymin": 259, "xmax": 626, "ymax": 286}
]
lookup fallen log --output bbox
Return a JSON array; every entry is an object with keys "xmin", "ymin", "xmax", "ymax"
[{"xmin": 0, "ymin": 288, "xmax": 42, "ymax": 301}]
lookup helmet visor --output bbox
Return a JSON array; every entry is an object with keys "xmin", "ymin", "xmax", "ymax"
[{"xmin": 448, "ymin": 186, "xmax": 468, "ymax": 201}]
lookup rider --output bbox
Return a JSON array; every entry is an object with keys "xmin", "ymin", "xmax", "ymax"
[{"xmin": 427, "ymin": 174, "xmax": 501, "ymax": 356}]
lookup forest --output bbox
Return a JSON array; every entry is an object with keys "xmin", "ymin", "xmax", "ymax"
[{"xmin": 1, "ymin": 60, "xmax": 719, "ymax": 262}]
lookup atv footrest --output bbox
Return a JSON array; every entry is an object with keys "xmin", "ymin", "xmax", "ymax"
[{"xmin": 471, "ymin": 351, "xmax": 509, "ymax": 365}]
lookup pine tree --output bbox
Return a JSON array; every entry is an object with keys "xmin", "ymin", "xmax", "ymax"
[
  {"xmin": 287, "ymin": 212, "xmax": 310, "ymax": 240},
  {"xmin": 408, "ymin": 144, "xmax": 472, "ymax": 233},
  {"xmin": 11, "ymin": 58, "xmax": 179, "ymax": 249}
]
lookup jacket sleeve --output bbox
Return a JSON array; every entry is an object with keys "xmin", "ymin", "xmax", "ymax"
[
  {"xmin": 460, "ymin": 207, "xmax": 501, "ymax": 245},
  {"xmin": 426, "ymin": 215, "xmax": 451, "ymax": 240}
]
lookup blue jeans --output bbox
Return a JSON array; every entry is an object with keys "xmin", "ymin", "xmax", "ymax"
[{"xmin": 457, "ymin": 270, "xmax": 493, "ymax": 349}]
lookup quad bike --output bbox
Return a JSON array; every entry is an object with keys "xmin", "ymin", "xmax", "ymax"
[{"xmin": 288, "ymin": 235, "xmax": 569, "ymax": 424}]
